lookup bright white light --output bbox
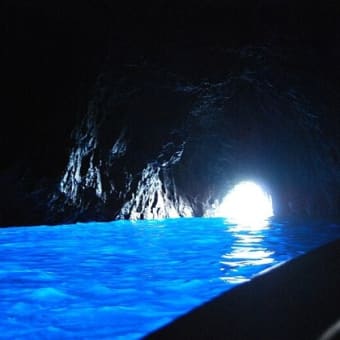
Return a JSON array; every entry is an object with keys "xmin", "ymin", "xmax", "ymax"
[{"xmin": 215, "ymin": 181, "xmax": 273, "ymax": 227}]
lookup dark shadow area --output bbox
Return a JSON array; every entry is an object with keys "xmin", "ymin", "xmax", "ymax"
[
  {"xmin": 146, "ymin": 238, "xmax": 340, "ymax": 340},
  {"xmin": 1, "ymin": 0, "xmax": 339, "ymax": 226}
]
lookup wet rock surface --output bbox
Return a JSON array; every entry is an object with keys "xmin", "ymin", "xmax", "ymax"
[{"xmin": 1, "ymin": 1, "xmax": 339, "ymax": 226}]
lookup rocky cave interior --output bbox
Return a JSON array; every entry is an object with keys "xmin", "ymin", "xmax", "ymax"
[{"xmin": 1, "ymin": 0, "xmax": 339, "ymax": 227}]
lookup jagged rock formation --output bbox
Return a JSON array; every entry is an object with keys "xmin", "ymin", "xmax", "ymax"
[
  {"xmin": 47, "ymin": 65, "xmax": 194, "ymax": 222},
  {"xmin": 1, "ymin": 1, "xmax": 339, "ymax": 226},
  {"xmin": 45, "ymin": 46, "xmax": 339, "ymax": 223}
]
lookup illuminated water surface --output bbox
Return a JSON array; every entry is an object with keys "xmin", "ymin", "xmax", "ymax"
[{"xmin": 1, "ymin": 218, "xmax": 339, "ymax": 339}]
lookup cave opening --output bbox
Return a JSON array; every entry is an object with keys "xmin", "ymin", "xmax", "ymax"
[{"xmin": 214, "ymin": 181, "xmax": 274, "ymax": 227}]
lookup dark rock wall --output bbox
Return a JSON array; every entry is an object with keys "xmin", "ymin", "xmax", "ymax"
[
  {"xmin": 1, "ymin": 1, "xmax": 339, "ymax": 226},
  {"xmin": 48, "ymin": 47, "xmax": 339, "ymax": 223}
]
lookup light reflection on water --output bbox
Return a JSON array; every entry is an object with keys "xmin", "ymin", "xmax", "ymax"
[
  {"xmin": 0, "ymin": 218, "xmax": 339, "ymax": 339},
  {"xmin": 219, "ymin": 221, "xmax": 276, "ymax": 284}
]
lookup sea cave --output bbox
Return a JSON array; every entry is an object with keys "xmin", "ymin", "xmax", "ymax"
[{"xmin": 1, "ymin": 1, "xmax": 340, "ymax": 339}]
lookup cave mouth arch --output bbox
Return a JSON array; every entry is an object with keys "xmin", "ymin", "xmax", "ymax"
[{"xmin": 214, "ymin": 181, "xmax": 274, "ymax": 227}]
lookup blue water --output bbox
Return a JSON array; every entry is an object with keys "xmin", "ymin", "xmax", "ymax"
[{"xmin": 0, "ymin": 218, "xmax": 339, "ymax": 339}]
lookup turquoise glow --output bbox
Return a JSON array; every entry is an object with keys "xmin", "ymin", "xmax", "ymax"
[{"xmin": 0, "ymin": 218, "xmax": 339, "ymax": 339}]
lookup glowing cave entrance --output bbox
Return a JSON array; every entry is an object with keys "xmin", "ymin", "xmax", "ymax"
[{"xmin": 215, "ymin": 181, "xmax": 274, "ymax": 227}]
